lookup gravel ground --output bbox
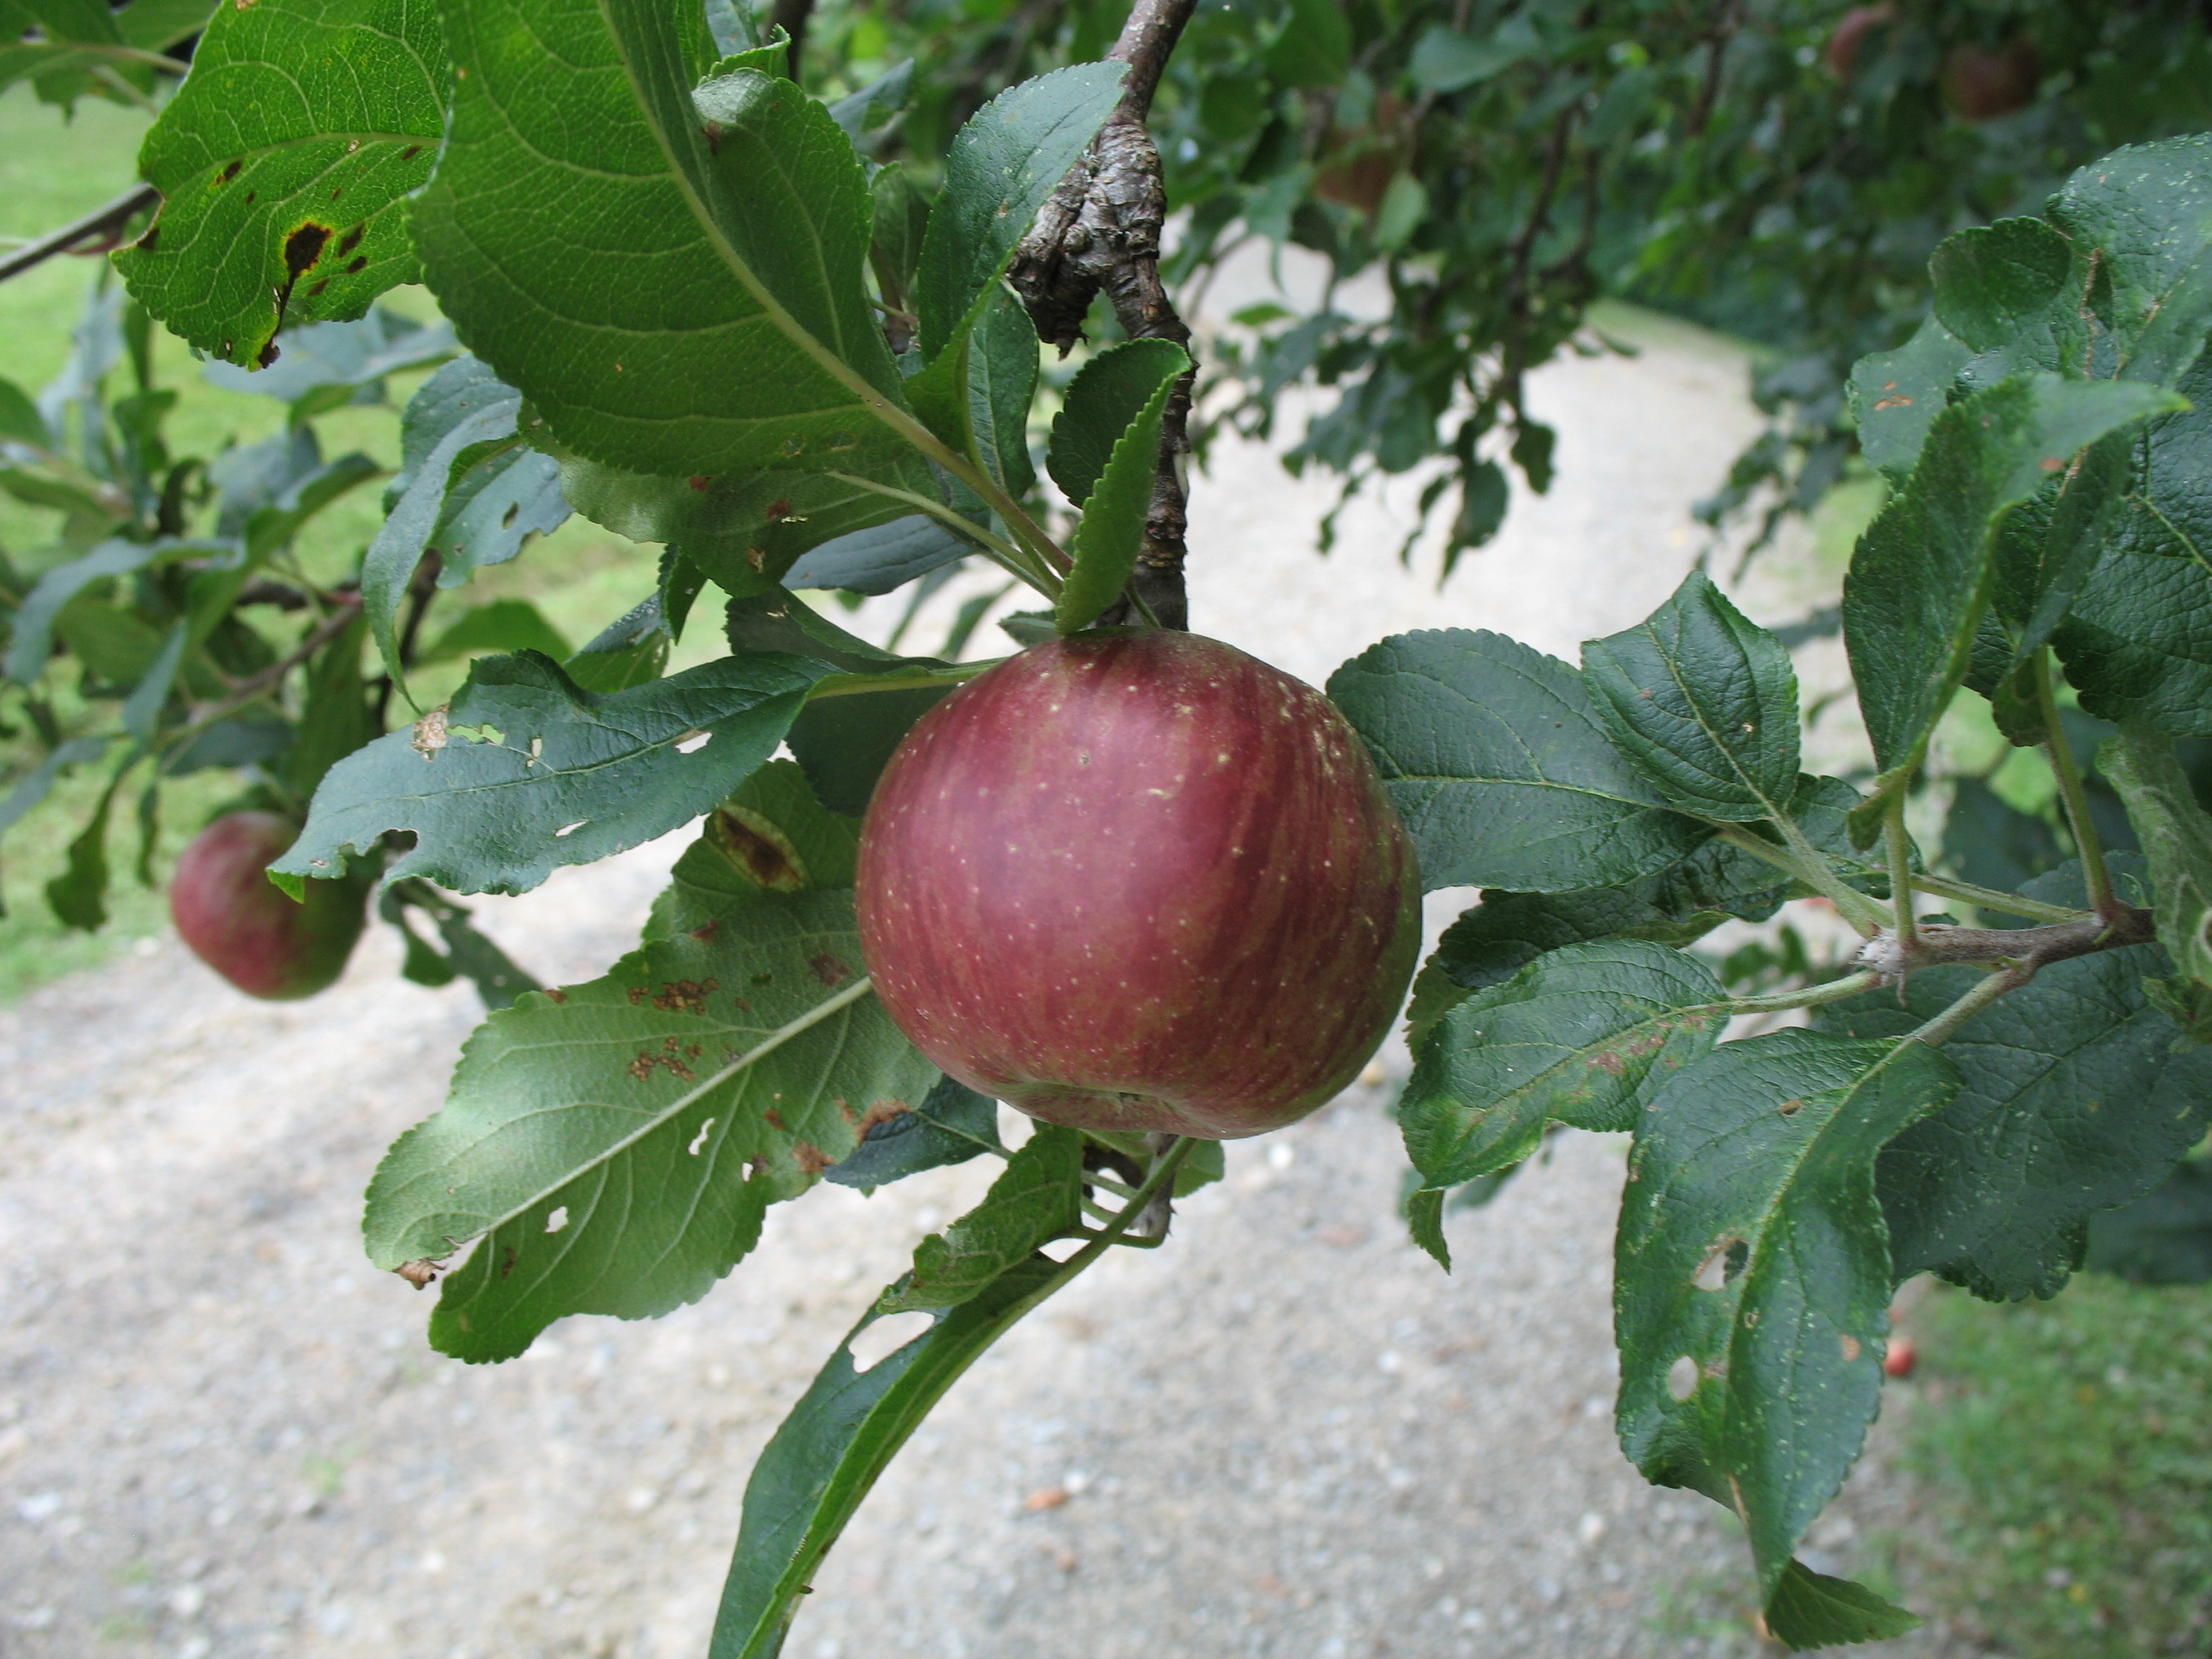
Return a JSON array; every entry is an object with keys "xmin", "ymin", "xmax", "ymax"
[{"xmin": 1, "ymin": 307, "xmax": 1983, "ymax": 1659}]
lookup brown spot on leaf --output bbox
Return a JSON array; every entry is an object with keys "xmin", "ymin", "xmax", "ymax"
[
  {"xmin": 652, "ymin": 978, "xmax": 719, "ymax": 1015},
  {"xmin": 307, "ymin": 278, "xmax": 328, "ymax": 298},
  {"xmin": 498, "ymin": 1244, "xmax": 518, "ymax": 1280},
  {"xmin": 283, "ymin": 222, "xmax": 331, "ymax": 278},
  {"xmin": 689, "ymin": 475, "xmax": 711, "ymax": 491},
  {"xmin": 793, "ymin": 1142, "xmax": 831, "ymax": 1174},
  {"xmin": 343, "ymin": 256, "xmax": 367, "ymax": 274},
  {"xmin": 629, "ymin": 985, "xmax": 647, "ymax": 1004},
  {"xmin": 256, "ymin": 339, "xmax": 281, "ymax": 368},
  {"xmin": 544, "ymin": 988, "xmax": 567, "ymax": 1003},
  {"xmin": 703, "ymin": 120, "xmax": 722, "ymax": 154},
  {"xmin": 764, "ymin": 1108, "xmax": 786, "ymax": 1131},
  {"xmin": 337, "ymin": 222, "xmax": 367, "ymax": 257},
  {"xmin": 810, "ymin": 953, "xmax": 853, "ymax": 986},
  {"xmin": 400, "ymin": 144, "xmax": 422, "ymax": 161},
  {"xmin": 220, "ymin": 161, "xmax": 242, "ymax": 184},
  {"xmin": 709, "ymin": 806, "xmax": 806, "ymax": 891},
  {"xmin": 691, "ymin": 920, "xmax": 720, "ymax": 943},
  {"xmin": 1840, "ymin": 1334, "xmax": 1862, "ymax": 1362},
  {"xmin": 1779, "ymin": 1097, "xmax": 1802, "ymax": 1116}
]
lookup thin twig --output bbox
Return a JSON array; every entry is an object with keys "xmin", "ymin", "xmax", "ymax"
[
  {"xmin": 0, "ymin": 184, "xmax": 161, "ymax": 284},
  {"xmin": 178, "ymin": 595, "xmax": 363, "ymax": 735}
]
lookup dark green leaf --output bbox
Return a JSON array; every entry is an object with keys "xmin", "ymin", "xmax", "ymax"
[
  {"xmin": 1843, "ymin": 373, "xmax": 2180, "ymax": 801},
  {"xmin": 45, "ymin": 763, "xmax": 125, "ymax": 930},
  {"xmin": 878, "ymin": 1125, "xmax": 1083, "ymax": 1313},
  {"xmin": 1581, "ymin": 570, "xmax": 1800, "ymax": 822},
  {"xmin": 1403, "ymin": 940, "xmax": 1724, "ymax": 1188},
  {"xmin": 282, "ymin": 611, "xmax": 374, "ymax": 800},
  {"xmin": 1941, "ymin": 776, "xmax": 2062, "ymax": 923},
  {"xmin": 1054, "ymin": 351, "xmax": 1183, "ymax": 632},
  {"xmin": 1819, "ymin": 863, "xmax": 2212, "ymax": 1302},
  {"xmin": 1403, "ymin": 885, "xmax": 1732, "ymax": 1046},
  {"xmin": 1046, "ymin": 336, "xmax": 1189, "ymax": 508},
  {"xmin": 378, "ymin": 876, "xmax": 541, "ymax": 1010},
  {"xmin": 2101, "ymin": 722, "xmax": 2212, "ymax": 994},
  {"xmin": 563, "ymin": 593, "xmax": 673, "ymax": 693},
  {"xmin": 1845, "ymin": 315, "xmax": 1971, "ymax": 482},
  {"xmin": 2055, "ymin": 354, "xmax": 2212, "ymax": 736},
  {"xmin": 112, "ymin": 0, "xmax": 447, "ymax": 366},
  {"xmin": 966, "ymin": 285, "xmax": 1038, "ymax": 499},
  {"xmin": 913, "ymin": 63, "xmax": 1125, "ymax": 359},
  {"xmin": 868, "ymin": 162, "xmax": 930, "ymax": 311},
  {"xmin": 2083, "ymin": 1158, "xmax": 2212, "ymax": 1285},
  {"xmin": 783, "ymin": 514, "xmax": 968, "ymax": 595},
  {"xmin": 1988, "ymin": 431, "xmax": 2134, "ymax": 675},
  {"xmin": 1761, "ymin": 1558, "xmax": 1921, "ymax": 1650},
  {"xmin": 2047, "ymin": 134, "xmax": 2212, "ymax": 386},
  {"xmin": 1327, "ymin": 629, "xmax": 1710, "ymax": 893},
  {"xmin": 1616, "ymin": 1031, "xmax": 1959, "ymax": 1602},
  {"xmin": 4, "ymin": 536, "xmax": 207, "ymax": 683},
  {"xmin": 0, "ymin": 374, "xmax": 47, "ymax": 449},
  {"xmin": 1930, "ymin": 217, "xmax": 2088, "ymax": 374},
  {"xmin": 823, "ymin": 1074, "xmax": 1002, "ymax": 1191},
  {"xmin": 642, "ymin": 760, "xmax": 861, "ymax": 940},
  {"xmin": 415, "ymin": 6, "xmax": 905, "ymax": 479},
  {"xmin": 365, "ymin": 883, "xmax": 932, "ymax": 1362},
  {"xmin": 1407, "ymin": 22, "xmax": 1529, "ymax": 93},
  {"xmin": 1263, "ymin": 0, "xmax": 1351, "ymax": 88},
  {"xmin": 274, "ymin": 649, "xmax": 825, "ymax": 895},
  {"xmin": 825, "ymin": 58, "xmax": 911, "ymax": 146},
  {"xmin": 709, "ymin": 1253, "xmax": 1071, "ymax": 1659},
  {"xmin": 786, "ymin": 682, "xmax": 953, "ymax": 816},
  {"xmin": 418, "ymin": 598, "xmax": 571, "ymax": 666},
  {"xmin": 1406, "ymin": 1187, "xmax": 1450, "ymax": 1271}
]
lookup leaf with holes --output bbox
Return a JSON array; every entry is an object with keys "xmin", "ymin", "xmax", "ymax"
[
  {"xmin": 112, "ymin": 0, "xmax": 447, "ymax": 367},
  {"xmin": 1403, "ymin": 940, "xmax": 1724, "ymax": 1190},
  {"xmin": 273, "ymin": 649, "xmax": 827, "ymax": 896},
  {"xmin": 1615, "ymin": 1030, "xmax": 1958, "ymax": 1619},
  {"xmin": 1582, "ymin": 571, "xmax": 1800, "ymax": 822},
  {"xmin": 878, "ymin": 1125, "xmax": 1083, "ymax": 1313},
  {"xmin": 364, "ymin": 886, "xmax": 933, "ymax": 1362},
  {"xmin": 413, "ymin": 3, "xmax": 907, "ymax": 480},
  {"xmin": 1328, "ymin": 628, "xmax": 1711, "ymax": 893}
]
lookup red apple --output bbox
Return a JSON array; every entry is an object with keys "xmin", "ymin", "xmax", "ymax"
[
  {"xmin": 1884, "ymin": 1335, "xmax": 1917, "ymax": 1378},
  {"xmin": 1941, "ymin": 37, "xmax": 2040, "ymax": 121},
  {"xmin": 855, "ymin": 629, "xmax": 1422, "ymax": 1140},
  {"xmin": 1824, "ymin": 4, "xmax": 1896, "ymax": 81},
  {"xmin": 171, "ymin": 810, "xmax": 369, "ymax": 999}
]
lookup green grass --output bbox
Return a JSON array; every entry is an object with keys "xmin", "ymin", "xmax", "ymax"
[
  {"xmin": 0, "ymin": 86, "xmax": 683, "ymax": 1004},
  {"xmin": 1888, "ymin": 1276, "xmax": 2212, "ymax": 1657}
]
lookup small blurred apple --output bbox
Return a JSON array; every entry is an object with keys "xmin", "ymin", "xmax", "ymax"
[
  {"xmin": 1941, "ymin": 37, "xmax": 2041, "ymax": 121},
  {"xmin": 171, "ymin": 810, "xmax": 370, "ymax": 999}
]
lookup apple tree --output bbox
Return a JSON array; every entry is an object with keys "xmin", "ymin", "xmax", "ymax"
[{"xmin": 3, "ymin": 0, "xmax": 2212, "ymax": 1652}]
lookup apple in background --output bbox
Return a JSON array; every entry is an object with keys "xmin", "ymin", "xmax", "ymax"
[
  {"xmin": 1942, "ymin": 36, "xmax": 2041, "ymax": 121},
  {"xmin": 171, "ymin": 810, "xmax": 370, "ymax": 999},
  {"xmin": 856, "ymin": 629, "xmax": 1422, "ymax": 1141},
  {"xmin": 1824, "ymin": 4, "xmax": 1897, "ymax": 81}
]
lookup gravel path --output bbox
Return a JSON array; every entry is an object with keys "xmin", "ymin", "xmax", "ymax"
[{"xmin": 1, "ymin": 310, "xmax": 1974, "ymax": 1659}]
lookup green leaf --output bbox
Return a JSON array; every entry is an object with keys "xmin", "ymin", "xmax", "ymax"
[
  {"xmin": 783, "ymin": 514, "xmax": 969, "ymax": 595},
  {"xmin": 1406, "ymin": 1187, "xmax": 1450, "ymax": 1271},
  {"xmin": 1264, "ymin": 0, "xmax": 1352, "ymax": 88},
  {"xmin": 3, "ymin": 536, "xmax": 202, "ymax": 683},
  {"xmin": 1987, "ymin": 430, "xmax": 2134, "ymax": 676},
  {"xmin": 2054, "ymin": 354, "xmax": 2212, "ymax": 736},
  {"xmin": 709, "ymin": 1253, "xmax": 1074, "ymax": 1659},
  {"xmin": 1845, "ymin": 315, "xmax": 1972, "ymax": 482},
  {"xmin": 1054, "ymin": 351, "xmax": 1184, "ymax": 632},
  {"xmin": 363, "ymin": 355, "xmax": 569, "ymax": 678},
  {"xmin": 274, "ymin": 649, "xmax": 826, "ymax": 895},
  {"xmin": 0, "ymin": 736, "xmax": 109, "ymax": 909},
  {"xmin": 1761, "ymin": 1558, "xmax": 1921, "ymax": 1650},
  {"xmin": 823, "ymin": 1074, "xmax": 1002, "ymax": 1191},
  {"xmin": 913, "ymin": 62, "xmax": 1125, "ymax": 359},
  {"xmin": 552, "ymin": 447, "xmax": 943, "ymax": 595},
  {"xmin": 563, "ymin": 593, "xmax": 673, "ymax": 693},
  {"xmin": 378, "ymin": 876, "xmax": 541, "ymax": 1010},
  {"xmin": 1819, "ymin": 914, "xmax": 2212, "ymax": 1300},
  {"xmin": 1046, "ymin": 336, "xmax": 1190, "ymax": 509},
  {"xmin": 112, "ymin": 0, "xmax": 447, "ymax": 367},
  {"xmin": 366, "ymin": 885, "xmax": 932, "ymax": 1362},
  {"xmin": 1930, "ymin": 216, "xmax": 2090, "ymax": 375},
  {"xmin": 414, "ymin": 1, "xmax": 904, "ymax": 480},
  {"xmin": 1843, "ymin": 373, "xmax": 2182, "ymax": 801},
  {"xmin": 0, "ymin": 374, "xmax": 47, "ymax": 449},
  {"xmin": 1403, "ymin": 886, "xmax": 1731, "ymax": 1046},
  {"xmin": 1616, "ymin": 1030, "xmax": 1959, "ymax": 1603},
  {"xmin": 45, "ymin": 763, "xmax": 125, "ymax": 930},
  {"xmin": 1327, "ymin": 629, "xmax": 1711, "ymax": 893},
  {"xmin": 1407, "ymin": 23, "xmax": 1529, "ymax": 93},
  {"xmin": 202, "ymin": 306, "xmax": 456, "ymax": 416},
  {"xmin": 786, "ymin": 681, "xmax": 954, "ymax": 815},
  {"xmin": 283, "ymin": 611, "xmax": 374, "ymax": 800},
  {"xmin": 878, "ymin": 1125, "xmax": 1084, "ymax": 1313},
  {"xmin": 2083, "ymin": 1157, "xmax": 2212, "ymax": 1285},
  {"xmin": 868, "ymin": 162, "xmax": 930, "ymax": 311},
  {"xmin": 1403, "ymin": 940, "xmax": 1725, "ymax": 1188},
  {"xmin": 1581, "ymin": 570, "xmax": 1800, "ymax": 822},
  {"xmin": 2102, "ymin": 723, "xmax": 2212, "ymax": 994},
  {"xmin": 966, "ymin": 285, "xmax": 1038, "ymax": 498},
  {"xmin": 2047, "ymin": 134, "xmax": 2212, "ymax": 387},
  {"xmin": 824, "ymin": 58, "xmax": 910, "ymax": 147},
  {"xmin": 418, "ymin": 598, "xmax": 571, "ymax": 666},
  {"xmin": 643, "ymin": 760, "xmax": 861, "ymax": 939}
]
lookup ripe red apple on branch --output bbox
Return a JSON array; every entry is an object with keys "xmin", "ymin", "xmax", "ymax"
[
  {"xmin": 856, "ymin": 629, "xmax": 1422, "ymax": 1140},
  {"xmin": 171, "ymin": 810, "xmax": 371, "ymax": 1000}
]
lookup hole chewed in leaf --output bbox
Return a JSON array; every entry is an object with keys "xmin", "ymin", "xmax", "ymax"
[
  {"xmin": 675, "ymin": 729, "xmax": 712, "ymax": 755},
  {"xmin": 688, "ymin": 1119, "xmax": 716, "ymax": 1156},
  {"xmin": 545, "ymin": 1205, "xmax": 570, "ymax": 1233},
  {"xmin": 849, "ymin": 1310, "xmax": 935, "ymax": 1373},
  {"xmin": 1666, "ymin": 1354, "xmax": 1699, "ymax": 1401},
  {"xmin": 1692, "ymin": 1236, "xmax": 1743, "ymax": 1292}
]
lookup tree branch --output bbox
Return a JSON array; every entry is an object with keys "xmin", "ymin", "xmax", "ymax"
[
  {"xmin": 1855, "ymin": 906, "xmax": 2157, "ymax": 990},
  {"xmin": 1008, "ymin": 0, "xmax": 1200, "ymax": 630},
  {"xmin": 0, "ymin": 184, "xmax": 161, "ymax": 285}
]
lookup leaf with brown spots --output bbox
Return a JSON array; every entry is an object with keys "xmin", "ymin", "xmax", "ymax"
[
  {"xmin": 364, "ymin": 884, "xmax": 934, "ymax": 1364},
  {"xmin": 113, "ymin": 0, "xmax": 447, "ymax": 364}
]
